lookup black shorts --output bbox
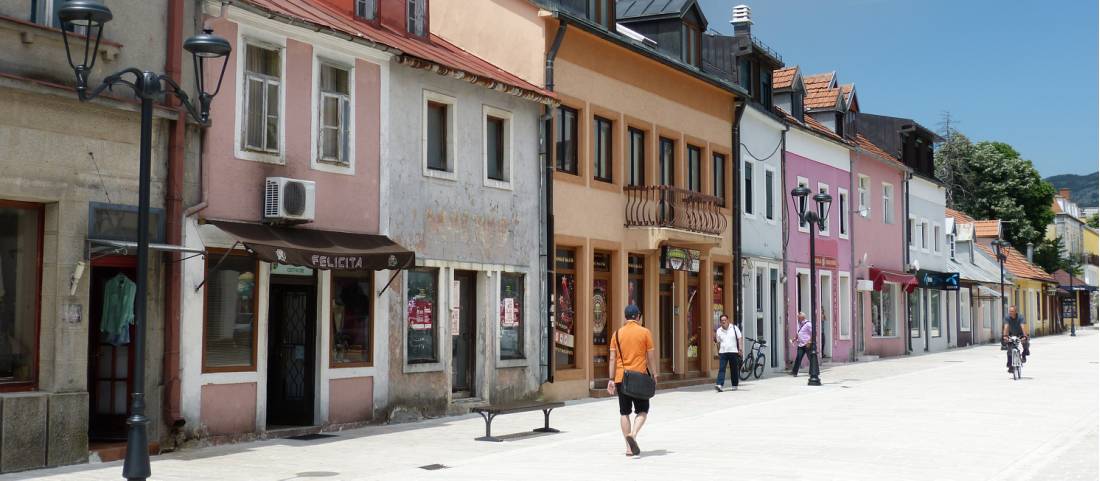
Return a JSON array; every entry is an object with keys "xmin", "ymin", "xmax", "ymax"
[{"xmin": 616, "ymin": 383, "xmax": 650, "ymax": 415}]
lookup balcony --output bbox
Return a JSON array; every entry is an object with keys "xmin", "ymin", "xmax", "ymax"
[{"xmin": 624, "ymin": 185, "xmax": 727, "ymax": 236}]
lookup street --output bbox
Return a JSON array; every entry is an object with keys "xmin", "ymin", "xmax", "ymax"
[{"xmin": 8, "ymin": 330, "xmax": 1097, "ymax": 481}]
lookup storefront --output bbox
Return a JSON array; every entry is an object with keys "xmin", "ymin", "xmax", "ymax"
[
  {"xmin": 910, "ymin": 269, "xmax": 959, "ymax": 352},
  {"xmin": 862, "ymin": 267, "xmax": 917, "ymax": 357}
]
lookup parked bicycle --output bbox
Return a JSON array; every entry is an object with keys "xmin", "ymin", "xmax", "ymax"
[
  {"xmin": 739, "ymin": 337, "xmax": 767, "ymax": 380},
  {"xmin": 1006, "ymin": 335, "xmax": 1023, "ymax": 380}
]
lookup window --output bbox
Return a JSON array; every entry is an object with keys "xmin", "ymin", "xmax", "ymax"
[
  {"xmin": 791, "ymin": 90, "xmax": 803, "ymax": 117},
  {"xmin": 659, "ymin": 138, "xmax": 675, "ymax": 185},
  {"xmin": 681, "ymin": 24, "xmax": 699, "ymax": 65},
  {"xmin": 960, "ymin": 291, "xmax": 971, "ymax": 331},
  {"xmin": 593, "ymin": 116, "xmax": 613, "ymax": 183},
  {"xmin": 908, "ymin": 217, "xmax": 916, "ymax": 247},
  {"xmin": 355, "ymin": 0, "xmax": 376, "ymax": 20},
  {"xmin": 318, "ymin": 63, "xmax": 350, "ymax": 165},
  {"xmin": 499, "ymin": 273, "xmax": 525, "ymax": 360},
  {"xmin": 930, "ymin": 289, "xmax": 941, "ymax": 336},
  {"xmin": 331, "ymin": 273, "xmax": 373, "ymax": 366},
  {"xmin": 743, "ymin": 161, "xmax": 754, "ymax": 216},
  {"xmin": 921, "ymin": 220, "xmax": 929, "ymax": 250},
  {"xmin": 839, "ymin": 274, "xmax": 851, "ymax": 338},
  {"xmin": 908, "ymin": 290, "xmax": 921, "ymax": 338},
  {"xmin": 764, "ymin": 169, "xmax": 775, "ymax": 220},
  {"xmin": 426, "ymin": 101, "xmax": 449, "ymax": 172},
  {"xmin": 838, "ymin": 189, "xmax": 849, "ymax": 237},
  {"xmin": 0, "ymin": 202, "xmax": 43, "ymax": 386},
  {"xmin": 738, "ymin": 57, "xmax": 753, "ymax": 93},
  {"xmin": 406, "ymin": 0, "xmax": 426, "ymax": 36},
  {"xmin": 858, "ymin": 175, "xmax": 870, "ymax": 216},
  {"xmin": 759, "ymin": 69, "xmax": 773, "ymax": 107},
  {"xmin": 554, "ymin": 248, "xmax": 577, "ymax": 368},
  {"xmin": 243, "ymin": 44, "xmax": 281, "ymax": 153},
  {"xmin": 592, "ymin": 252, "xmax": 612, "ymax": 367},
  {"xmin": 882, "ymin": 183, "xmax": 894, "ymax": 224},
  {"xmin": 687, "ymin": 145, "xmax": 701, "ymax": 192},
  {"xmin": 483, "ymin": 106, "xmax": 512, "ymax": 185},
  {"xmin": 835, "ymin": 112, "xmax": 845, "ymax": 137},
  {"xmin": 556, "ymin": 106, "xmax": 578, "ymax": 174},
  {"xmin": 948, "ymin": 234, "xmax": 956, "ymax": 260},
  {"xmin": 628, "ymin": 128, "xmax": 645, "ymax": 186},
  {"xmin": 933, "ymin": 225, "xmax": 941, "ymax": 253},
  {"xmin": 406, "ymin": 268, "xmax": 439, "ymax": 363},
  {"xmin": 817, "ymin": 183, "xmax": 830, "ymax": 236},
  {"xmin": 627, "ymin": 254, "xmax": 646, "ymax": 319},
  {"xmin": 712, "ymin": 153, "xmax": 726, "ymax": 206},
  {"xmin": 871, "ymin": 283, "xmax": 897, "ymax": 337},
  {"xmin": 204, "ymin": 252, "xmax": 257, "ymax": 370}
]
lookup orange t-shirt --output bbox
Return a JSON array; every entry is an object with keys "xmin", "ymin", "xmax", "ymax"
[{"xmin": 610, "ymin": 321, "xmax": 654, "ymax": 383}]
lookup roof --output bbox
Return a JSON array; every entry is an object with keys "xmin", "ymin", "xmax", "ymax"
[
  {"xmin": 1052, "ymin": 269, "xmax": 1087, "ymax": 287},
  {"xmin": 616, "ymin": 0, "xmax": 696, "ymax": 20},
  {"xmin": 773, "ymin": 66, "xmax": 797, "ymax": 90},
  {"xmin": 800, "ymin": 111, "xmax": 847, "ymax": 144},
  {"xmin": 945, "ymin": 208, "xmax": 976, "ymax": 224},
  {"xmin": 973, "ymin": 220, "xmax": 1001, "ymax": 238},
  {"xmin": 803, "ymin": 71, "xmax": 835, "ymax": 92},
  {"xmin": 975, "ymin": 243, "xmax": 1055, "ymax": 283},
  {"xmin": 805, "ymin": 88, "xmax": 841, "ymax": 110},
  {"xmin": 841, "ymin": 83, "xmax": 857, "ymax": 112},
  {"xmin": 854, "ymin": 134, "xmax": 902, "ymax": 166},
  {"xmin": 235, "ymin": 0, "xmax": 554, "ymax": 103}
]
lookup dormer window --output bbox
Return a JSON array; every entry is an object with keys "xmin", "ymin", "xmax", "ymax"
[
  {"xmin": 681, "ymin": 24, "xmax": 700, "ymax": 65},
  {"xmin": 835, "ymin": 112, "xmax": 844, "ymax": 137},
  {"xmin": 407, "ymin": 0, "xmax": 426, "ymax": 36},
  {"xmin": 587, "ymin": 0, "xmax": 615, "ymax": 30},
  {"xmin": 791, "ymin": 88, "xmax": 803, "ymax": 119},
  {"xmin": 356, "ymin": 0, "xmax": 376, "ymax": 20},
  {"xmin": 738, "ymin": 57, "xmax": 752, "ymax": 93},
  {"xmin": 758, "ymin": 69, "xmax": 772, "ymax": 108}
]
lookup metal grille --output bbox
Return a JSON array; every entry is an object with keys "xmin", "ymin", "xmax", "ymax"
[{"xmin": 283, "ymin": 291, "xmax": 307, "ymax": 401}]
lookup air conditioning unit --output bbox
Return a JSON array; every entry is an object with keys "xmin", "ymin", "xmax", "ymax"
[{"xmin": 264, "ymin": 177, "xmax": 315, "ymax": 224}]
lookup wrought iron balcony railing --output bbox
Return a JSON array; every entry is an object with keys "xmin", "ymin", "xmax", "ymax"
[{"xmin": 624, "ymin": 185, "xmax": 727, "ymax": 236}]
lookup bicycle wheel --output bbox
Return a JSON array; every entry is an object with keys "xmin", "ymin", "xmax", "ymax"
[
  {"xmin": 1014, "ymin": 366, "xmax": 1021, "ymax": 380},
  {"xmin": 739, "ymin": 355, "xmax": 753, "ymax": 381},
  {"xmin": 753, "ymin": 354, "xmax": 765, "ymax": 379}
]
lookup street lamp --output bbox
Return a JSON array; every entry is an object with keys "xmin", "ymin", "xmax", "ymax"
[
  {"xmin": 992, "ymin": 239, "xmax": 1009, "ymax": 332},
  {"xmin": 791, "ymin": 186, "xmax": 831, "ymax": 386},
  {"xmin": 57, "ymin": 2, "xmax": 230, "ymax": 480}
]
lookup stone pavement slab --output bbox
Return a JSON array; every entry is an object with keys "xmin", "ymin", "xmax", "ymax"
[{"xmin": 5, "ymin": 330, "xmax": 1097, "ymax": 481}]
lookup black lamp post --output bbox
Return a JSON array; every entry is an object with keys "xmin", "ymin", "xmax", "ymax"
[
  {"xmin": 57, "ymin": 2, "xmax": 230, "ymax": 480},
  {"xmin": 791, "ymin": 186, "xmax": 831, "ymax": 387},
  {"xmin": 992, "ymin": 239, "xmax": 1009, "ymax": 331}
]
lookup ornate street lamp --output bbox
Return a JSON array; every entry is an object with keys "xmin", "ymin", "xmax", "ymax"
[
  {"xmin": 57, "ymin": 2, "xmax": 230, "ymax": 480},
  {"xmin": 791, "ymin": 186, "xmax": 832, "ymax": 386}
]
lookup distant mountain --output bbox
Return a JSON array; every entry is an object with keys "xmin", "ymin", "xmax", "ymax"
[{"xmin": 1046, "ymin": 172, "xmax": 1098, "ymax": 208}]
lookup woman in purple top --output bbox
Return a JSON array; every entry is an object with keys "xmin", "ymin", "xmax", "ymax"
[{"xmin": 789, "ymin": 312, "xmax": 812, "ymax": 376}]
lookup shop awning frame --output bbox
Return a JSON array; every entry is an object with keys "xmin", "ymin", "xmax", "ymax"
[
  {"xmin": 975, "ymin": 285, "xmax": 1003, "ymax": 298},
  {"xmin": 88, "ymin": 238, "xmax": 206, "ymax": 261}
]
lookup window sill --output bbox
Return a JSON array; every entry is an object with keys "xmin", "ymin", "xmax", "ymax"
[
  {"xmin": 870, "ymin": 334, "xmax": 900, "ymax": 339},
  {"xmin": 202, "ymin": 366, "xmax": 258, "ymax": 374},
  {"xmin": 236, "ymin": 148, "xmax": 284, "ymax": 165},
  {"xmin": 313, "ymin": 159, "xmax": 355, "ymax": 176},
  {"xmin": 0, "ymin": 382, "xmax": 37, "ymax": 393},
  {"xmin": 329, "ymin": 361, "xmax": 372, "ymax": 369},
  {"xmin": 423, "ymin": 168, "xmax": 457, "ymax": 182},
  {"xmin": 483, "ymin": 178, "xmax": 513, "ymax": 191},
  {"xmin": 496, "ymin": 357, "xmax": 528, "ymax": 369},
  {"xmin": 553, "ymin": 170, "xmax": 585, "ymax": 187},
  {"xmin": 404, "ymin": 360, "xmax": 444, "ymax": 373}
]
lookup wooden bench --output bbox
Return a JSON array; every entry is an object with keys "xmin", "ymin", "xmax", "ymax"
[{"xmin": 470, "ymin": 400, "xmax": 565, "ymax": 442}]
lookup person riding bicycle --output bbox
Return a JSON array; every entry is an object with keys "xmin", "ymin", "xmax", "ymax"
[{"xmin": 1002, "ymin": 305, "xmax": 1030, "ymax": 373}]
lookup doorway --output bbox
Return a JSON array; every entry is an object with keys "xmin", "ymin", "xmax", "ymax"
[
  {"xmin": 451, "ymin": 270, "xmax": 477, "ymax": 398},
  {"xmin": 591, "ymin": 252, "xmax": 612, "ymax": 380},
  {"xmin": 685, "ymin": 273, "xmax": 701, "ymax": 374},
  {"xmin": 88, "ymin": 258, "xmax": 137, "ymax": 441},
  {"xmin": 267, "ymin": 276, "xmax": 317, "ymax": 427},
  {"xmin": 658, "ymin": 274, "xmax": 674, "ymax": 375},
  {"xmin": 819, "ymin": 272, "xmax": 833, "ymax": 359}
]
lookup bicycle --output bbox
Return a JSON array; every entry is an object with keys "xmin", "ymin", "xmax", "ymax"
[
  {"xmin": 739, "ymin": 337, "xmax": 767, "ymax": 380},
  {"xmin": 1006, "ymin": 335, "xmax": 1023, "ymax": 380}
]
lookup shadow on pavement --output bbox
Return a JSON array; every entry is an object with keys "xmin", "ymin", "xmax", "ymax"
[{"xmin": 635, "ymin": 449, "xmax": 672, "ymax": 458}]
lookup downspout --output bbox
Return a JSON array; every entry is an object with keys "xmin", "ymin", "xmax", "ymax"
[
  {"xmin": 904, "ymin": 171, "xmax": 913, "ymax": 354},
  {"xmin": 732, "ymin": 99, "xmax": 746, "ymax": 329},
  {"xmin": 777, "ymin": 122, "xmax": 789, "ymax": 368},
  {"xmin": 848, "ymin": 147, "xmax": 857, "ymax": 359},
  {"xmin": 543, "ymin": 19, "xmax": 567, "ymax": 383},
  {"xmin": 162, "ymin": 0, "xmax": 186, "ymax": 430}
]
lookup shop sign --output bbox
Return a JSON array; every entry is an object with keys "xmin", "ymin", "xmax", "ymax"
[
  {"xmin": 271, "ymin": 264, "xmax": 313, "ymax": 276},
  {"xmin": 918, "ymin": 270, "xmax": 960, "ymax": 290},
  {"xmin": 1061, "ymin": 298, "xmax": 1077, "ymax": 318},
  {"xmin": 662, "ymin": 246, "xmax": 701, "ymax": 272},
  {"xmin": 814, "ymin": 256, "xmax": 838, "ymax": 269}
]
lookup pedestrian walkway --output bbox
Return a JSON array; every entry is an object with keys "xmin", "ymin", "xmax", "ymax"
[{"xmin": 7, "ymin": 331, "xmax": 1097, "ymax": 481}]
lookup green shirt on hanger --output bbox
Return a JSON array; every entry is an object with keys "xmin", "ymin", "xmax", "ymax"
[{"xmin": 101, "ymin": 273, "xmax": 136, "ymax": 346}]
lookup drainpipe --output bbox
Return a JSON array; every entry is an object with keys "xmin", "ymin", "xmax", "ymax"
[
  {"xmin": 162, "ymin": 0, "xmax": 186, "ymax": 430},
  {"xmin": 732, "ymin": 99, "xmax": 746, "ymax": 329},
  {"xmin": 848, "ymin": 147, "xmax": 857, "ymax": 359},
  {"xmin": 904, "ymin": 172, "xmax": 912, "ymax": 354},
  {"xmin": 777, "ymin": 122, "xmax": 789, "ymax": 368},
  {"xmin": 542, "ymin": 20, "xmax": 567, "ymax": 383}
]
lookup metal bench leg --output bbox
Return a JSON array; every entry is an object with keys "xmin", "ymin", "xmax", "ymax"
[
  {"xmin": 475, "ymin": 412, "xmax": 503, "ymax": 442},
  {"xmin": 533, "ymin": 408, "xmax": 560, "ymax": 433}
]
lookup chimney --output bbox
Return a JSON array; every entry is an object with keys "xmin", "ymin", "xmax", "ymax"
[
  {"xmin": 731, "ymin": 5, "xmax": 752, "ymax": 37},
  {"xmin": 1027, "ymin": 242, "xmax": 1034, "ymax": 262},
  {"xmin": 1059, "ymin": 188, "xmax": 1071, "ymax": 199}
]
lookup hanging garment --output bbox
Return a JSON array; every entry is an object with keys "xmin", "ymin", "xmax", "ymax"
[{"xmin": 101, "ymin": 273, "xmax": 136, "ymax": 346}]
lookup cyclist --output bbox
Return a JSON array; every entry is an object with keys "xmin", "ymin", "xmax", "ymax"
[{"xmin": 1002, "ymin": 305, "xmax": 1029, "ymax": 373}]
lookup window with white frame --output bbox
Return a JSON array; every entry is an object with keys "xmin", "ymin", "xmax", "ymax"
[
  {"xmin": 423, "ymin": 91, "xmax": 456, "ymax": 177},
  {"xmin": 356, "ymin": 0, "xmax": 377, "ymax": 20},
  {"xmin": 318, "ymin": 63, "xmax": 351, "ymax": 165},
  {"xmin": 838, "ymin": 189, "xmax": 849, "ymax": 237},
  {"xmin": 743, "ymin": 161, "xmax": 754, "ymax": 216},
  {"xmin": 764, "ymin": 168, "xmax": 775, "ymax": 220},
  {"xmin": 243, "ymin": 43, "xmax": 281, "ymax": 154},
  {"xmin": 871, "ymin": 283, "xmax": 897, "ymax": 337},
  {"xmin": 882, "ymin": 183, "xmax": 894, "ymax": 224},
  {"xmin": 817, "ymin": 183, "xmax": 830, "ymax": 236},
  {"xmin": 908, "ymin": 217, "xmax": 916, "ymax": 247},
  {"xmin": 839, "ymin": 274, "xmax": 851, "ymax": 338},
  {"xmin": 930, "ymin": 289, "xmax": 941, "ymax": 336},
  {"xmin": 858, "ymin": 175, "xmax": 870, "ymax": 216},
  {"xmin": 921, "ymin": 220, "xmax": 930, "ymax": 250},
  {"xmin": 407, "ymin": 0, "xmax": 426, "ymax": 36},
  {"xmin": 483, "ymin": 105, "xmax": 512, "ymax": 186}
]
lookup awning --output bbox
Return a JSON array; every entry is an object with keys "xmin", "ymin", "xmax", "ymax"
[
  {"xmin": 207, "ymin": 219, "xmax": 414, "ymax": 271},
  {"xmin": 869, "ymin": 267, "xmax": 918, "ymax": 293},
  {"xmin": 89, "ymin": 238, "xmax": 206, "ymax": 260},
  {"xmin": 976, "ymin": 285, "xmax": 1003, "ymax": 298}
]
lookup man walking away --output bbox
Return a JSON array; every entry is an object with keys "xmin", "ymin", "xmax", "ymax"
[
  {"xmin": 714, "ymin": 314, "xmax": 742, "ymax": 392},
  {"xmin": 1002, "ymin": 305, "xmax": 1030, "ymax": 372},
  {"xmin": 608, "ymin": 304, "xmax": 657, "ymax": 456},
  {"xmin": 789, "ymin": 312, "xmax": 812, "ymax": 376}
]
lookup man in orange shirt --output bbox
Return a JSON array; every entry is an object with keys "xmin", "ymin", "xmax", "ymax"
[{"xmin": 607, "ymin": 304, "xmax": 657, "ymax": 456}]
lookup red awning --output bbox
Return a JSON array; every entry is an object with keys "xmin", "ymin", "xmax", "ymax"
[{"xmin": 870, "ymin": 267, "xmax": 918, "ymax": 293}]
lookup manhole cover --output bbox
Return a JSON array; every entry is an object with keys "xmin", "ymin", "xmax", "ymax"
[
  {"xmin": 419, "ymin": 464, "xmax": 449, "ymax": 471},
  {"xmin": 287, "ymin": 434, "xmax": 337, "ymax": 441}
]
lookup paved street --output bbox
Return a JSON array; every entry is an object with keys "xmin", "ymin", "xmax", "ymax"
[{"xmin": 8, "ymin": 330, "xmax": 1097, "ymax": 481}]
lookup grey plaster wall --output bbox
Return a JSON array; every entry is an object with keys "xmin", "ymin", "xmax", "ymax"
[
  {"xmin": 383, "ymin": 64, "xmax": 543, "ymax": 418},
  {"xmin": 908, "ymin": 177, "xmax": 949, "ymax": 352},
  {"xmin": 740, "ymin": 105, "xmax": 785, "ymax": 261}
]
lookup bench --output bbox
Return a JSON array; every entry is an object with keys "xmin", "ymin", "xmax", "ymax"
[{"xmin": 470, "ymin": 400, "xmax": 565, "ymax": 442}]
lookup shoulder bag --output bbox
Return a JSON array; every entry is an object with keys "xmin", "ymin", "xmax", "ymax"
[{"xmin": 615, "ymin": 328, "xmax": 656, "ymax": 399}]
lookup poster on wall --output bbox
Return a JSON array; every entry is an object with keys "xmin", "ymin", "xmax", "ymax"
[
  {"xmin": 501, "ymin": 298, "xmax": 519, "ymax": 328},
  {"xmin": 408, "ymin": 292, "xmax": 434, "ymax": 330},
  {"xmin": 662, "ymin": 246, "xmax": 701, "ymax": 272},
  {"xmin": 450, "ymin": 307, "xmax": 460, "ymax": 335}
]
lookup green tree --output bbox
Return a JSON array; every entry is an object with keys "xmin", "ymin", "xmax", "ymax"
[
  {"xmin": 1032, "ymin": 236, "xmax": 1070, "ymax": 274},
  {"xmin": 950, "ymin": 141, "xmax": 1055, "ymax": 250},
  {"xmin": 934, "ymin": 130, "xmax": 974, "ymax": 209},
  {"xmin": 1089, "ymin": 213, "xmax": 1099, "ymax": 229}
]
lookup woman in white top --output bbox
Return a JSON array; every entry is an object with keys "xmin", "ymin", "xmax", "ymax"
[{"xmin": 714, "ymin": 314, "xmax": 743, "ymax": 392}]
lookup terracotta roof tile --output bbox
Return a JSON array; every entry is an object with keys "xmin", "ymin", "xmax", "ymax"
[
  {"xmin": 1052, "ymin": 269, "xmax": 1087, "ymax": 286},
  {"xmin": 974, "ymin": 243, "xmax": 1055, "ymax": 282},
  {"xmin": 241, "ymin": 0, "xmax": 554, "ymax": 102},
  {"xmin": 802, "ymin": 114, "xmax": 847, "ymax": 143},
  {"xmin": 945, "ymin": 208, "xmax": 976, "ymax": 224},
  {"xmin": 854, "ymin": 134, "xmax": 900, "ymax": 165},
  {"xmin": 803, "ymin": 71, "xmax": 835, "ymax": 92},
  {"xmin": 973, "ymin": 220, "xmax": 1001, "ymax": 238},
  {"xmin": 773, "ymin": 66, "xmax": 797, "ymax": 90},
  {"xmin": 805, "ymin": 88, "xmax": 841, "ymax": 110}
]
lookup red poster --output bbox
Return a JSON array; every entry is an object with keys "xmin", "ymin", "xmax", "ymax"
[{"xmin": 407, "ymin": 295, "xmax": 433, "ymax": 330}]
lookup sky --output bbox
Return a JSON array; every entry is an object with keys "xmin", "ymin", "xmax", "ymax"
[{"xmin": 697, "ymin": 0, "xmax": 1099, "ymax": 178}]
